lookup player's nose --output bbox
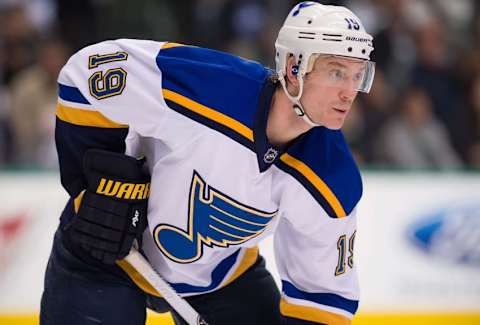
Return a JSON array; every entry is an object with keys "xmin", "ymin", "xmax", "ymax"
[{"xmin": 339, "ymin": 87, "xmax": 356, "ymax": 103}]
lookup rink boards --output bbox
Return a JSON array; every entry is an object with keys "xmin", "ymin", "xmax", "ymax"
[{"xmin": 0, "ymin": 171, "xmax": 479, "ymax": 324}]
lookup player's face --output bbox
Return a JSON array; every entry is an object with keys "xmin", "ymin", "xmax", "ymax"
[{"xmin": 301, "ymin": 56, "xmax": 366, "ymax": 129}]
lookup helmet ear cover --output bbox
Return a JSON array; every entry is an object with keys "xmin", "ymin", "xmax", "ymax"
[{"xmin": 291, "ymin": 65, "xmax": 299, "ymax": 75}]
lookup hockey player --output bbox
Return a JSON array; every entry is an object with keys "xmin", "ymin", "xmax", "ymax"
[{"xmin": 40, "ymin": 2, "xmax": 374, "ymax": 324}]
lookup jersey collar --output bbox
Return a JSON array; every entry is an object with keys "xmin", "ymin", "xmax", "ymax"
[{"xmin": 253, "ymin": 76, "xmax": 283, "ymax": 173}]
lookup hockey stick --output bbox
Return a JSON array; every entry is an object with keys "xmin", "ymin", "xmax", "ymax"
[{"xmin": 121, "ymin": 248, "xmax": 209, "ymax": 325}]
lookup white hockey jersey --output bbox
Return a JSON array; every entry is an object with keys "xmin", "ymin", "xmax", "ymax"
[{"xmin": 56, "ymin": 39, "xmax": 362, "ymax": 324}]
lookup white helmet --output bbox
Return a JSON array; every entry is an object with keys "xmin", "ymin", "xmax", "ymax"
[{"xmin": 275, "ymin": 2, "xmax": 375, "ymax": 127}]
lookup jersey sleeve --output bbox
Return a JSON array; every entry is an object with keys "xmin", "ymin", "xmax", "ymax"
[
  {"xmin": 275, "ymin": 184, "xmax": 360, "ymax": 325},
  {"xmin": 55, "ymin": 39, "xmax": 167, "ymax": 198}
]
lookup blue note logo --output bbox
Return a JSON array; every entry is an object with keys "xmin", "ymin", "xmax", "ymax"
[
  {"xmin": 154, "ymin": 171, "xmax": 277, "ymax": 263},
  {"xmin": 292, "ymin": 2, "xmax": 315, "ymax": 17},
  {"xmin": 407, "ymin": 204, "xmax": 480, "ymax": 266}
]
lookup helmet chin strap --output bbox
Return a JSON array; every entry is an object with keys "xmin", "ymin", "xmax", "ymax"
[{"xmin": 278, "ymin": 74, "xmax": 321, "ymax": 128}]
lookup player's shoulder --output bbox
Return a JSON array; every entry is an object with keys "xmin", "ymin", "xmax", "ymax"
[
  {"xmin": 157, "ymin": 42, "xmax": 268, "ymax": 82},
  {"xmin": 56, "ymin": 39, "xmax": 169, "ymax": 132},
  {"xmin": 61, "ymin": 39, "xmax": 162, "ymax": 72},
  {"xmin": 58, "ymin": 38, "xmax": 165, "ymax": 93},
  {"xmin": 156, "ymin": 43, "xmax": 272, "ymax": 131},
  {"xmin": 277, "ymin": 127, "xmax": 362, "ymax": 218}
]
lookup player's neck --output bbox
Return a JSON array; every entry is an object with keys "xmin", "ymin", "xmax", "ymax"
[{"xmin": 267, "ymin": 86, "xmax": 311, "ymax": 147}]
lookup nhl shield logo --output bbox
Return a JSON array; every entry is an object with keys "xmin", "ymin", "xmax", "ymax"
[{"xmin": 263, "ymin": 148, "xmax": 278, "ymax": 164}]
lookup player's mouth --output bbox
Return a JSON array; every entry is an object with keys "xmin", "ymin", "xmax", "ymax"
[{"xmin": 332, "ymin": 107, "xmax": 348, "ymax": 115}]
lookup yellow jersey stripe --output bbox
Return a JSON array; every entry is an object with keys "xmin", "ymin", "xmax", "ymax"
[
  {"xmin": 73, "ymin": 191, "xmax": 85, "ymax": 214},
  {"xmin": 280, "ymin": 153, "xmax": 346, "ymax": 218},
  {"xmin": 209, "ymin": 215, "xmax": 257, "ymax": 234},
  {"xmin": 118, "ymin": 248, "xmax": 258, "ymax": 297},
  {"xmin": 117, "ymin": 259, "xmax": 162, "ymax": 297},
  {"xmin": 162, "ymin": 89, "xmax": 254, "ymax": 142},
  {"xmin": 56, "ymin": 103, "xmax": 128, "ymax": 128},
  {"xmin": 161, "ymin": 42, "xmax": 188, "ymax": 49},
  {"xmin": 208, "ymin": 225, "xmax": 251, "ymax": 240},
  {"xmin": 280, "ymin": 298, "xmax": 351, "ymax": 325},
  {"xmin": 221, "ymin": 247, "xmax": 259, "ymax": 288}
]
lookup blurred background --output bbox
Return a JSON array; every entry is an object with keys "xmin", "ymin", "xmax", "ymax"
[
  {"xmin": 0, "ymin": 0, "xmax": 479, "ymax": 324},
  {"xmin": 1, "ymin": 0, "xmax": 480, "ymax": 170}
]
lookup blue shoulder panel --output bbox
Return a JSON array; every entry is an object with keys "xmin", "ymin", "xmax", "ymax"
[
  {"xmin": 282, "ymin": 280, "xmax": 359, "ymax": 314},
  {"xmin": 277, "ymin": 128, "xmax": 362, "ymax": 218},
  {"xmin": 59, "ymin": 83, "xmax": 90, "ymax": 105},
  {"xmin": 156, "ymin": 44, "xmax": 270, "ymax": 148}
]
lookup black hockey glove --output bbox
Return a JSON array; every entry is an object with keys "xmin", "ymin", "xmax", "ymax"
[{"xmin": 65, "ymin": 149, "xmax": 150, "ymax": 265}]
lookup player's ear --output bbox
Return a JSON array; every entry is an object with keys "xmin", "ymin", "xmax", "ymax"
[
  {"xmin": 285, "ymin": 55, "xmax": 300, "ymax": 94},
  {"xmin": 285, "ymin": 55, "xmax": 300, "ymax": 83}
]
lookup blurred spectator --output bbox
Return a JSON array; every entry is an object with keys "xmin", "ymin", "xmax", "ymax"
[
  {"xmin": 0, "ymin": 3, "xmax": 39, "ymax": 166},
  {"xmin": 343, "ymin": 69, "xmax": 395, "ymax": 165},
  {"xmin": 454, "ymin": 45, "xmax": 480, "ymax": 166},
  {"xmin": 0, "ymin": 87, "xmax": 12, "ymax": 166},
  {"xmin": 359, "ymin": 0, "xmax": 416, "ymax": 90},
  {"xmin": 455, "ymin": 75, "xmax": 480, "ymax": 168},
  {"xmin": 341, "ymin": 100, "xmax": 367, "ymax": 164},
  {"xmin": 409, "ymin": 7, "xmax": 465, "ymax": 151},
  {"xmin": 8, "ymin": 38, "xmax": 69, "ymax": 168},
  {"xmin": 218, "ymin": 0, "xmax": 274, "ymax": 65},
  {"xmin": 191, "ymin": 0, "xmax": 228, "ymax": 48},
  {"xmin": 55, "ymin": 0, "xmax": 100, "ymax": 52},
  {"xmin": 428, "ymin": 0, "xmax": 475, "ymax": 48},
  {"xmin": 475, "ymin": 1, "xmax": 480, "ymax": 43},
  {"xmin": 0, "ymin": 4, "xmax": 38, "ymax": 85},
  {"xmin": 98, "ymin": 0, "xmax": 181, "ymax": 44},
  {"xmin": 376, "ymin": 88, "xmax": 462, "ymax": 169}
]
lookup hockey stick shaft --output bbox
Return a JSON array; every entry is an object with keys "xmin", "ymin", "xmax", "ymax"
[{"xmin": 122, "ymin": 248, "xmax": 208, "ymax": 325}]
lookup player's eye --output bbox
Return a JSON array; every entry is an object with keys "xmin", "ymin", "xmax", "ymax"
[
  {"xmin": 353, "ymin": 72, "xmax": 363, "ymax": 82},
  {"xmin": 329, "ymin": 69, "xmax": 344, "ymax": 81}
]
